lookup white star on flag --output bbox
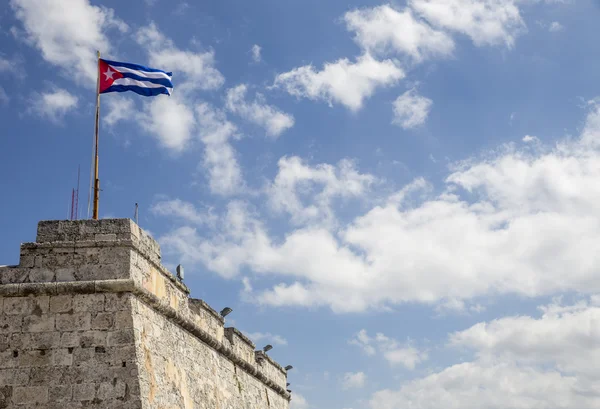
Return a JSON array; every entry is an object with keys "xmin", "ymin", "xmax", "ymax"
[{"xmin": 103, "ymin": 67, "xmax": 115, "ymax": 81}]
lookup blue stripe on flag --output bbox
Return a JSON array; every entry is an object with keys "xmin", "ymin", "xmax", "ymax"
[
  {"xmin": 101, "ymin": 84, "xmax": 171, "ymax": 97},
  {"xmin": 120, "ymin": 71, "xmax": 173, "ymax": 88},
  {"xmin": 101, "ymin": 58, "xmax": 172, "ymax": 76}
]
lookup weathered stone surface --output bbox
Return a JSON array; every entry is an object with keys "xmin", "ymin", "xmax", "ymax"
[
  {"xmin": 12, "ymin": 386, "xmax": 48, "ymax": 404},
  {"xmin": 0, "ymin": 219, "xmax": 291, "ymax": 409}
]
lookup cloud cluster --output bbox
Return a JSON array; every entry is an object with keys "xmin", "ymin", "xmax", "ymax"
[
  {"xmin": 350, "ymin": 330, "xmax": 427, "ymax": 370},
  {"xmin": 409, "ymin": 0, "xmax": 524, "ymax": 47},
  {"xmin": 392, "ymin": 88, "xmax": 433, "ymax": 129},
  {"xmin": 371, "ymin": 297, "xmax": 600, "ymax": 409},
  {"xmin": 268, "ymin": 156, "xmax": 375, "ymax": 226},
  {"xmin": 342, "ymin": 372, "xmax": 367, "ymax": 390},
  {"xmin": 157, "ymin": 101, "xmax": 600, "ymax": 312},
  {"xmin": 245, "ymin": 331, "xmax": 288, "ymax": 346},
  {"xmin": 11, "ymin": 0, "xmax": 127, "ymax": 84},
  {"xmin": 29, "ymin": 88, "xmax": 78, "ymax": 122},
  {"xmin": 275, "ymin": 0, "xmax": 530, "ymax": 123},
  {"xmin": 344, "ymin": 5, "xmax": 454, "ymax": 62},
  {"xmin": 225, "ymin": 84, "xmax": 294, "ymax": 138},
  {"xmin": 136, "ymin": 22, "xmax": 224, "ymax": 93},
  {"xmin": 274, "ymin": 54, "xmax": 404, "ymax": 112}
]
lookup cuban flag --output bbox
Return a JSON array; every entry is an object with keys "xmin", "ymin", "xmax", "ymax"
[{"xmin": 99, "ymin": 59, "xmax": 173, "ymax": 96}]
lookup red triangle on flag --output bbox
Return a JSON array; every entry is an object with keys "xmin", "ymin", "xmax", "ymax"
[{"xmin": 99, "ymin": 60, "xmax": 124, "ymax": 93}]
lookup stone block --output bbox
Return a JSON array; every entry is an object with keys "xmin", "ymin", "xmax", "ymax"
[
  {"xmin": 3, "ymin": 297, "xmax": 34, "ymax": 315},
  {"xmin": 104, "ymin": 293, "xmax": 131, "ymax": 312},
  {"xmin": 28, "ymin": 269, "xmax": 56, "ymax": 282},
  {"xmin": 95, "ymin": 233, "xmax": 117, "ymax": 241},
  {"xmin": 19, "ymin": 349, "xmax": 51, "ymax": 367},
  {"xmin": 0, "ymin": 268, "xmax": 29, "ymax": 285},
  {"xmin": 56, "ymin": 267, "xmax": 77, "ymax": 282},
  {"xmin": 27, "ymin": 366, "xmax": 70, "ymax": 386},
  {"xmin": 50, "ymin": 295, "xmax": 73, "ymax": 313},
  {"xmin": 0, "ymin": 350, "xmax": 17, "ymax": 369},
  {"xmin": 97, "ymin": 380, "xmax": 126, "ymax": 400},
  {"xmin": 72, "ymin": 347, "xmax": 95, "ymax": 366},
  {"xmin": 91, "ymin": 312, "xmax": 115, "ymax": 330},
  {"xmin": 28, "ymin": 332, "xmax": 61, "ymax": 349},
  {"xmin": 22, "ymin": 314, "xmax": 55, "ymax": 333},
  {"xmin": 79, "ymin": 330, "xmax": 107, "ymax": 347},
  {"xmin": 72, "ymin": 383, "xmax": 96, "ymax": 401},
  {"xmin": 60, "ymin": 332, "xmax": 80, "ymax": 347},
  {"xmin": 78, "ymin": 264, "xmax": 124, "ymax": 281},
  {"xmin": 114, "ymin": 310, "xmax": 133, "ymax": 329},
  {"xmin": 73, "ymin": 294, "xmax": 105, "ymax": 312},
  {"xmin": 12, "ymin": 386, "xmax": 48, "ymax": 404},
  {"xmin": 51, "ymin": 348, "xmax": 74, "ymax": 366},
  {"xmin": 49, "ymin": 385, "xmax": 72, "ymax": 402},
  {"xmin": 0, "ymin": 368, "xmax": 30, "ymax": 385},
  {"xmin": 107, "ymin": 330, "xmax": 135, "ymax": 346},
  {"xmin": 56, "ymin": 312, "xmax": 91, "ymax": 332}
]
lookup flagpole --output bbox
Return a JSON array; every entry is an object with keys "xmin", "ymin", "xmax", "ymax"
[{"xmin": 92, "ymin": 50, "xmax": 101, "ymax": 220}]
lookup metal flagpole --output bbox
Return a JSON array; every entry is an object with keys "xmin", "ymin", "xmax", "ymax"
[{"xmin": 92, "ymin": 50, "xmax": 101, "ymax": 220}]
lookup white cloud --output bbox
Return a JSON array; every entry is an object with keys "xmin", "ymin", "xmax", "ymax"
[
  {"xmin": 0, "ymin": 87, "xmax": 8, "ymax": 105},
  {"xmin": 392, "ymin": 88, "xmax": 433, "ymax": 129},
  {"xmin": 290, "ymin": 392, "xmax": 309, "ymax": 409},
  {"xmin": 251, "ymin": 44, "xmax": 262, "ymax": 62},
  {"xmin": 136, "ymin": 22, "xmax": 224, "ymax": 93},
  {"xmin": 10, "ymin": 0, "xmax": 127, "ymax": 84},
  {"xmin": 225, "ymin": 84, "xmax": 294, "ymax": 138},
  {"xmin": 101, "ymin": 93, "xmax": 195, "ymax": 152},
  {"xmin": 450, "ymin": 298, "xmax": 600, "ymax": 377},
  {"xmin": 370, "ymin": 298, "xmax": 600, "ymax": 409},
  {"xmin": 383, "ymin": 346, "xmax": 427, "ymax": 369},
  {"xmin": 196, "ymin": 103, "xmax": 244, "ymax": 196},
  {"xmin": 344, "ymin": 5, "xmax": 454, "ymax": 61},
  {"xmin": 245, "ymin": 331, "xmax": 288, "ymax": 346},
  {"xmin": 0, "ymin": 57, "xmax": 14, "ymax": 74},
  {"xmin": 141, "ymin": 96, "xmax": 196, "ymax": 151},
  {"xmin": 268, "ymin": 156, "xmax": 375, "ymax": 226},
  {"xmin": 103, "ymin": 95, "xmax": 135, "ymax": 127},
  {"xmin": 549, "ymin": 21, "xmax": 564, "ymax": 32},
  {"xmin": 371, "ymin": 362, "xmax": 597, "ymax": 409},
  {"xmin": 156, "ymin": 101, "xmax": 600, "ymax": 313},
  {"xmin": 522, "ymin": 134, "xmax": 539, "ymax": 143},
  {"xmin": 30, "ymin": 88, "xmax": 78, "ymax": 122},
  {"xmin": 342, "ymin": 372, "xmax": 367, "ymax": 389},
  {"xmin": 410, "ymin": 0, "xmax": 525, "ymax": 47},
  {"xmin": 350, "ymin": 330, "xmax": 427, "ymax": 369},
  {"xmin": 0, "ymin": 54, "xmax": 25, "ymax": 78},
  {"xmin": 274, "ymin": 53, "xmax": 404, "ymax": 111},
  {"xmin": 349, "ymin": 329, "xmax": 377, "ymax": 355},
  {"xmin": 151, "ymin": 199, "xmax": 214, "ymax": 225}
]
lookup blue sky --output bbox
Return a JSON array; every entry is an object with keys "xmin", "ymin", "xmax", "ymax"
[{"xmin": 2, "ymin": 0, "xmax": 600, "ymax": 408}]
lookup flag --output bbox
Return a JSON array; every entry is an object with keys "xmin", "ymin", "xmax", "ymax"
[{"xmin": 98, "ymin": 58, "xmax": 173, "ymax": 97}]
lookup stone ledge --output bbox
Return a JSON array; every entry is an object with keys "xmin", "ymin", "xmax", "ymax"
[
  {"xmin": 225, "ymin": 327, "xmax": 256, "ymax": 349},
  {"xmin": 20, "ymin": 239, "xmax": 190, "ymax": 295},
  {"xmin": 258, "ymin": 350, "xmax": 288, "ymax": 377},
  {"xmin": 190, "ymin": 298, "xmax": 225, "ymax": 325},
  {"xmin": 0, "ymin": 278, "xmax": 290, "ymax": 400}
]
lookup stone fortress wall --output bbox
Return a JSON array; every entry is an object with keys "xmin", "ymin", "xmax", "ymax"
[{"xmin": 0, "ymin": 219, "xmax": 291, "ymax": 409}]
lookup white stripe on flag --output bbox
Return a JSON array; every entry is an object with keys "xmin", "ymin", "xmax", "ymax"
[
  {"xmin": 111, "ymin": 78, "xmax": 172, "ymax": 89},
  {"xmin": 110, "ymin": 65, "xmax": 171, "ymax": 80}
]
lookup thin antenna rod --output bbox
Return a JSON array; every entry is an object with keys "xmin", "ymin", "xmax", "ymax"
[
  {"xmin": 134, "ymin": 203, "xmax": 139, "ymax": 225},
  {"xmin": 70, "ymin": 189, "xmax": 75, "ymax": 220},
  {"xmin": 75, "ymin": 165, "xmax": 80, "ymax": 220}
]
